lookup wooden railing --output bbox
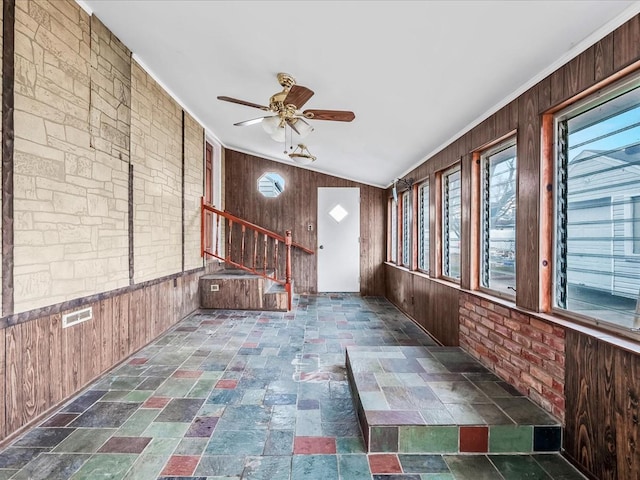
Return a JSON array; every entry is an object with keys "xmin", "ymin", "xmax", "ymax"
[{"xmin": 200, "ymin": 198, "xmax": 313, "ymax": 310}]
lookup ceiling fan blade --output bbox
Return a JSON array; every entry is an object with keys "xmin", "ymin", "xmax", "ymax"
[
  {"xmin": 303, "ymin": 109, "xmax": 355, "ymax": 122},
  {"xmin": 283, "ymin": 85, "xmax": 314, "ymax": 109},
  {"xmin": 234, "ymin": 116, "xmax": 275, "ymax": 127},
  {"xmin": 217, "ymin": 96, "xmax": 270, "ymax": 111},
  {"xmin": 286, "ymin": 118, "xmax": 300, "ymax": 135}
]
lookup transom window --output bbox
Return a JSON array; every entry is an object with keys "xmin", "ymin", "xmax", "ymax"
[
  {"xmin": 442, "ymin": 165, "xmax": 461, "ymax": 280},
  {"xmin": 481, "ymin": 140, "xmax": 517, "ymax": 296},
  {"xmin": 554, "ymin": 73, "xmax": 640, "ymax": 331},
  {"xmin": 418, "ymin": 181, "xmax": 429, "ymax": 272}
]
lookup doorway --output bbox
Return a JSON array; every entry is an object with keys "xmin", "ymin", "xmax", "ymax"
[{"xmin": 317, "ymin": 187, "xmax": 360, "ymax": 292}]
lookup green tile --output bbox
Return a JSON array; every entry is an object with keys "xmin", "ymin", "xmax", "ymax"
[
  {"xmin": 338, "ymin": 454, "xmax": 370, "ymax": 480},
  {"xmin": 533, "ymin": 454, "xmax": 586, "ymax": 479},
  {"xmin": 144, "ymin": 437, "xmax": 180, "ymax": 455},
  {"xmin": 143, "ymin": 421, "xmax": 190, "ymax": 438},
  {"xmin": 489, "ymin": 454, "xmax": 552, "ymax": 479},
  {"xmin": 122, "ymin": 454, "xmax": 167, "ymax": 480},
  {"xmin": 420, "ymin": 475, "xmax": 455, "ymax": 480},
  {"xmin": 200, "ymin": 371, "xmax": 223, "ymax": 380},
  {"xmin": 444, "ymin": 455, "xmax": 501, "ymax": 480},
  {"xmin": 489, "ymin": 425, "xmax": 533, "ymax": 453},
  {"xmin": 154, "ymin": 378, "xmax": 197, "ymax": 397},
  {"xmin": 206, "ymin": 429, "xmax": 268, "ymax": 455},
  {"xmin": 399, "ymin": 426, "xmax": 458, "ymax": 453},
  {"xmin": 233, "ymin": 455, "xmax": 290, "ymax": 479},
  {"xmin": 100, "ymin": 391, "xmax": 130, "ymax": 401},
  {"xmin": 187, "ymin": 379, "xmax": 217, "ymax": 398},
  {"xmin": 116, "ymin": 409, "xmax": 159, "ymax": 436},
  {"xmin": 174, "ymin": 437, "xmax": 208, "ymax": 455},
  {"xmin": 53, "ymin": 428, "xmax": 114, "ymax": 453},
  {"xmin": 336, "ymin": 436, "xmax": 366, "ymax": 453},
  {"xmin": 70, "ymin": 453, "xmax": 137, "ymax": 480},
  {"xmin": 122, "ymin": 390, "xmax": 153, "ymax": 402},
  {"xmin": 198, "ymin": 404, "xmax": 226, "ymax": 417},
  {"xmin": 241, "ymin": 389, "xmax": 267, "ymax": 405},
  {"xmin": 292, "ymin": 454, "xmax": 338, "ymax": 480}
]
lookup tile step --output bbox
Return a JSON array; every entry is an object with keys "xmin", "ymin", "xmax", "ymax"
[{"xmin": 346, "ymin": 346, "xmax": 562, "ymax": 454}]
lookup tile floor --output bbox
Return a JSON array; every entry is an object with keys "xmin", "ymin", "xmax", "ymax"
[{"xmin": 0, "ymin": 294, "xmax": 586, "ymax": 479}]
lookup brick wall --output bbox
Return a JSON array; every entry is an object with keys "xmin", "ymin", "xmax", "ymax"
[{"xmin": 459, "ymin": 292, "xmax": 566, "ymax": 421}]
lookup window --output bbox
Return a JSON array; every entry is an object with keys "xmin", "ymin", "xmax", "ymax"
[
  {"xmin": 401, "ymin": 190, "xmax": 412, "ymax": 267},
  {"xmin": 481, "ymin": 141, "xmax": 517, "ymax": 295},
  {"xmin": 442, "ymin": 166, "xmax": 461, "ymax": 280},
  {"xmin": 418, "ymin": 181, "xmax": 429, "ymax": 272},
  {"xmin": 633, "ymin": 196, "xmax": 640, "ymax": 254},
  {"xmin": 389, "ymin": 199, "xmax": 397, "ymax": 263},
  {"xmin": 554, "ymin": 74, "xmax": 640, "ymax": 331}
]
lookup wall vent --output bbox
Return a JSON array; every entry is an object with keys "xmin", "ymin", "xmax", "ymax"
[{"xmin": 62, "ymin": 307, "xmax": 93, "ymax": 328}]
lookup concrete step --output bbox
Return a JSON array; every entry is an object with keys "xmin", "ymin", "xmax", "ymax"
[{"xmin": 346, "ymin": 345, "xmax": 562, "ymax": 455}]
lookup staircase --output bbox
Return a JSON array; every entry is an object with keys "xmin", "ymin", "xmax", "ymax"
[
  {"xmin": 199, "ymin": 268, "xmax": 290, "ymax": 311},
  {"xmin": 200, "ymin": 198, "xmax": 312, "ymax": 311}
]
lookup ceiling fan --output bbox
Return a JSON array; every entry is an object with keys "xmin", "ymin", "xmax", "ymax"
[{"xmin": 217, "ymin": 73, "xmax": 355, "ymax": 141}]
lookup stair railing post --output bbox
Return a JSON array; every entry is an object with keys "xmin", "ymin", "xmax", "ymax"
[
  {"xmin": 200, "ymin": 197, "xmax": 205, "ymax": 258},
  {"xmin": 285, "ymin": 230, "xmax": 292, "ymax": 311}
]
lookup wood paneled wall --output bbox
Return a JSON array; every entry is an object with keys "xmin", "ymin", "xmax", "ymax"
[
  {"xmin": 224, "ymin": 150, "xmax": 385, "ymax": 296},
  {"xmin": 565, "ymin": 330, "xmax": 640, "ymax": 480},
  {"xmin": 383, "ymin": 13, "xmax": 640, "ymax": 480},
  {"xmin": 384, "ymin": 265, "xmax": 459, "ymax": 346},
  {"xmin": 2, "ymin": 271, "xmax": 200, "ymax": 442}
]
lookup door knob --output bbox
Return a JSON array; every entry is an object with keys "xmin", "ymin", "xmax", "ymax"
[{"xmin": 319, "ymin": 245, "xmax": 324, "ymax": 249}]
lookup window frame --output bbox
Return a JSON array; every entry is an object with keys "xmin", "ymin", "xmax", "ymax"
[
  {"xmin": 551, "ymin": 71, "xmax": 640, "ymax": 336},
  {"xmin": 388, "ymin": 197, "xmax": 398, "ymax": 263},
  {"xmin": 478, "ymin": 138, "xmax": 518, "ymax": 300},
  {"xmin": 400, "ymin": 189, "xmax": 412, "ymax": 268},
  {"xmin": 417, "ymin": 180, "xmax": 430, "ymax": 274},
  {"xmin": 441, "ymin": 164, "xmax": 462, "ymax": 282}
]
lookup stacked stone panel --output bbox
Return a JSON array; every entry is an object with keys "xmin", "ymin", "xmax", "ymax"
[
  {"xmin": 13, "ymin": 1, "xmax": 129, "ymax": 313},
  {"xmin": 131, "ymin": 61, "xmax": 183, "ymax": 283},
  {"xmin": 184, "ymin": 113, "xmax": 203, "ymax": 271}
]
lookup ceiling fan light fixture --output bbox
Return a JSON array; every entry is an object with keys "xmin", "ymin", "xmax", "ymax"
[
  {"xmin": 288, "ymin": 144, "xmax": 316, "ymax": 165},
  {"xmin": 262, "ymin": 115, "xmax": 281, "ymax": 135},
  {"xmin": 291, "ymin": 119, "xmax": 314, "ymax": 139},
  {"xmin": 270, "ymin": 126, "xmax": 286, "ymax": 142}
]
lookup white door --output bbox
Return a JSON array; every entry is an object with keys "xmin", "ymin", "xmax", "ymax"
[{"xmin": 317, "ymin": 187, "xmax": 360, "ymax": 292}]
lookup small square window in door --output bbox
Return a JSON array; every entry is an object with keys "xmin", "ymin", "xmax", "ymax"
[{"xmin": 328, "ymin": 204, "xmax": 348, "ymax": 223}]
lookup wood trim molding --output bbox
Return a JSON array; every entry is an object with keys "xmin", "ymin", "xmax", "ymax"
[{"xmin": 2, "ymin": 0, "xmax": 15, "ymax": 317}]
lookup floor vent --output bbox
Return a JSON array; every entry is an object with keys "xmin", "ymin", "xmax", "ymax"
[{"xmin": 62, "ymin": 307, "xmax": 92, "ymax": 328}]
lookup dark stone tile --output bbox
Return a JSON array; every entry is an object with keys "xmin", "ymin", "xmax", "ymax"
[
  {"xmin": 370, "ymin": 426, "xmax": 398, "ymax": 452},
  {"xmin": 398, "ymin": 454, "xmax": 449, "ymax": 473},
  {"xmin": 297, "ymin": 399, "xmax": 320, "ymax": 410},
  {"xmin": 320, "ymin": 398, "xmax": 355, "ymax": 423},
  {"xmin": 60, "ymin": 390, "xmax": 107, "ymax": 413},
  {"xmin": 10, "ymin": 453, "xmax": 89, "ymax": 480},
  {"xmin": 367, "ymin": 410, "xmax": 425, "ymax": 426},
  {"xmin": 14, "ymin": 428, "xmax": 75, "ymax": 448},
  {"xmin": 185, "ymin": 417, "xmax": 219, "ymax": 437},
  {"xmin": 533, "ymin": 426, "xmax": 562, "ymax": 451},
  {"xmin": 136, "ymin": 376, "xmax": 166, "ymax": 390},
  {"xmin": 372, "ymin": 475, "xmax": 421, "ymax": 480},
  {"xmin": 379, "ymin": 358, "xmax": 424, "ymax": 373},
  {"xmin": 420, "ymin": 373, "xmax": 465, "ymax": 382},
  {"xmin": 156, "ymin": 398, "xmax": 205, "ymax": 423},
  {"xmin": 216, "ymin": 405, "xmax": 272, "ymax": 430},
  {"xmin": 0, "ymin": 447, "xmax": 49, "ymax": 469},
  {"xmin": 321, "ymin": 421, "xmax": 362, "ymax": 437},
  {"xmin": 494, "ymin": 398, "xmax": 559, "ymax": 425},
  {"xmin": 444, "ymin": 455, "xmax": 501, "ymax": 479},
  {"xmin": 98, "ymin": 436, "xmax": 152, "ymax": 453},
  {"xmin": 69, "ymin": 402, "xmax": 141, "ymax": 428},
  {"xmin": 40, "ymin": 413, "xmax": 79, "ymax": 428},
  {"xmin": 533, "ymin": 454, "xmax": 587, "ymax": 479}
]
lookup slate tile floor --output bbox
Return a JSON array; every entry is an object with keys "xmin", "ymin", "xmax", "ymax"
[{"xmin": 0, "ymin": 294, "xmax": 586, "ymax": 479}]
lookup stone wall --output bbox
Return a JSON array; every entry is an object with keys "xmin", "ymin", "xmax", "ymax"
[
  {"xmin": 184, "ymin": 112, "xmax": 203, "ymax": 271},
  {"xmin": 131, "ymin": 61, "xmax": 183, "ymax": 283},
  {"xmin": 13, "ymin": 1, "xmax": 130, "ymax": 313}
]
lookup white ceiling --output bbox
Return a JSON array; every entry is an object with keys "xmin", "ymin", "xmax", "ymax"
[{"xmin": 79, "ymin": 1, "xmax": 640, "ymax": 188}]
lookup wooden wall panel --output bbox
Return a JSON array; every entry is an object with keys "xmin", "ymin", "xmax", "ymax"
[
  {"xmin": 613, "ymin": 14, "xmax": 640, "ymax": 71},
  {"xmin": 565, "ymin": 330, "xmax": 640, "ymax": 480},
  {"xmin": 0, "ymin": 328, "xmax": 4, "ymax": 439},
  {"xmin": 1, "ymin": 272, "xmax": 201, "ymax": 442},
  {"xmin": 385, "ymin": 265, "xmax": 459, "ymax": 346},
  {"xmin": 594, "ymin": 33, "xmax": 615, "ymax": 82},
  {"xmin": 515, "ymin": 87, "xmax": 541, "ymax": 311},
  {"xmin": 225, "ymin": 150, "xmax": 386, "ymax": 295}
]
